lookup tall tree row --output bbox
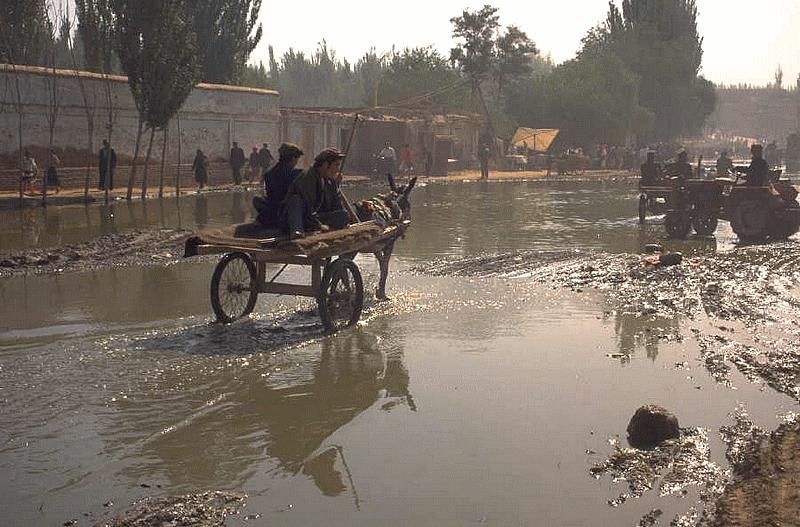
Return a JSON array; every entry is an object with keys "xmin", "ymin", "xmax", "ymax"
[
  {"xmin": 186, "ymin": 0, "xmax": 262, "ymax": 84},
  {"xmin": 114, "ymin": 0, "xmax": 199, "ymax": 199},
  {"xmin": 0, "ymin": 0, "xmax": 53, "ymax": 66}
]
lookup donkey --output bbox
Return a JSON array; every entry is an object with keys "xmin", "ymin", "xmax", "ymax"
[{"xmin": 353, "ymin": 174, "xmax": 417, "ymax": 300}]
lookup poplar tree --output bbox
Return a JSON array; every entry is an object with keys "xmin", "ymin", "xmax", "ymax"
[
  {"xmin": 0, "ymin": 0, "xmax": 52, "ymax": 66},
  {"xmin": 114, "ymin": 0, "xmax": 198, "ymax": 199},
  {"xmin": 74, "ymin": 0, "xmax": 116, "ymax": 73},
  {"xmin": 186, "ymin": 0, "xmax": 262, "ymax": 84}
]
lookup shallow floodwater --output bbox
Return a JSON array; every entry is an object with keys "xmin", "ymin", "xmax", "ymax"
[{"xmin": 0, "ymin": 179, "xmax": 796, "ymax": 527}]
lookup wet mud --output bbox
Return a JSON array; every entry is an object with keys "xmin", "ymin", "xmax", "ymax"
[
  {"xmin": 419, "ymin": 242, "xmax": 800, "ymax": 526},
  {"xmin": 4, "ymin": 225, "xmax": 800, "ymax": 525},
  {"xmin": 92, "ymin": 491, "xmax": 245, "ymax": 527},
  {"xmin": 0, "ymin": 228, "xmax": 191, "ymax": 277}
]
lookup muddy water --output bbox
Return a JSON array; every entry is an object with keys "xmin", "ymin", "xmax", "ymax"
[{"xmin": 0, "ymin": 179, "xmax": 797, "ymax": 527}]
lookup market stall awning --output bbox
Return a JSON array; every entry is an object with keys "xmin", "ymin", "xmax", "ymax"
[{"xmin": 511, "ymin": 128, "xmax": 559, "ymax": 153}]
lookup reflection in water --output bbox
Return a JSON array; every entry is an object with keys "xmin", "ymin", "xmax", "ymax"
[
  {"xmin": 194, "ymin": 194, "xmax": 208, "ymax": 230},
  {"xmin": 130, "ymin": 327, "xmax": 412, "ymax": 499},
  {"xmin": 610, "ymin": 309, "xmax": 680, "ymax": 361},
  {"xmin": 230, "ymin": 192, "xmax": 246, "ymax": 224}
]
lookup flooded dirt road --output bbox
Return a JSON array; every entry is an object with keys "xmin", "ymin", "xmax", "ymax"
[{"xmin": 1, "ymin": 178, "xmax": 799, "ymax": 527}]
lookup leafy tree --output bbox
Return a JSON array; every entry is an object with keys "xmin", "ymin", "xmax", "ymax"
[
  {"xmin": 186, "ymin": 0, "xmax": 262, "ymax": 84},
  {"xmin": 75, "ymin": 0, "xmax": 116, "ymax": 73},
  {"xmin": 114, "ymin": 0, "xmax": 199, "ymax": 199},
  {"xmin": 449, "ymin": 5, "xmax": 536, "ymax": 94},
  {"xmin": 587, "ymin": 0, "xmax": 714, "ymax": 140},
  {"xmin": 0, "ymin": 0, "xmax": 53, "ymax": 66},
  {"xmin": 547, "ymin": 54, "xmax": 651, "ymax": 146},
  {"xmin": 241, "ymin": 61, "xmax": 274, "ymax": 90},
  {"xmin": 379, "ymin": 47, "xmax": 471, "ymax": 111},
  {"xmin": 449, "ymin": 5, "xmax": 499, "ymax": 90}
]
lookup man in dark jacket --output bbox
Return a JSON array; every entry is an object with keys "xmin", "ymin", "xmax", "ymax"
[
  {"xmin": 737, "ymin": 144, "xmax": 770, "ymax": 186},
  {"xmin": 99, "ymin": 140, "xmax": 117, "ymax": 190},
  {"xmin": 282, "ymin": 147, "xmax": 349, "ymax": 239},
  {"xmin": 259, "ymin": 143, "xmax": 274, "ymax": 173},
  {"xmin": 716, "ymin": 151, "xmax": 734, "ymax": 176},
  {"xmin": 229, "ymin": 141, "xmax": 245, "ymax": 185},
  {"xmin": 253, "ymin": 142, "xmax": 304, "ymax": 228}
]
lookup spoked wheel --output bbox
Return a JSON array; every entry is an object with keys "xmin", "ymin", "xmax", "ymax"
[
  {"xmin": 730, "ymin": 198, "xmax": 769, "ymax": 240},
  {"xmin": 318, "ymin": 258, "xmax": 363, "ymax": 334},
  {"xmin": 638, "ymin": 194, "xmax": 647, "ymax": 224},
  {"xmin": 210, "ymin": 252, "xmax": 258, "ymax": 323},
  {"xmin": 665, "ymin": 210, "xmax": 691, "ymax": 238},
  {"xmin": 692, "ymin": 211, "xmax": 718, "ymax": 235}
]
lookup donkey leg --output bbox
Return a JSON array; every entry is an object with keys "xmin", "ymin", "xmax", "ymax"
[{"xmin": 375, "ymin": 240, "xmax": 396, "ymax": 300}]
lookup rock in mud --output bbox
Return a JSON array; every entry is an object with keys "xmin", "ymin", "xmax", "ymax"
[{"xmin": 627, "ymin": 405, "xmax": 680, "ymax": 448}]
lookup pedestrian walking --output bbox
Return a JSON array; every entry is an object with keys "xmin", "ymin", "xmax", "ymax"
[
  {"xmin": 192, "ymin": 149, "xmax": 209, "ymax": 189},
  {"xmin": 229, "ymin": 141, "xmax": 245, "ymax": 186},
  {"xmin": 20, "ymin": 150, "xmax": 37, "ymax": 195},
  {"xmin": 46, "ymin": 148, "xmax": 61, "ymax": 193},
  {"xmin": 99, "ymin": 140, "xmax": 117, "ymax": 190}
]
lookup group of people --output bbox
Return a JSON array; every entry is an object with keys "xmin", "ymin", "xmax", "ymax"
[
  {"xmin": 377, "ymin": 142, "xmax": 414, "ymax": 176},
  {"xmin": 252, "ymin": 143, "xmax": 350, "ymax": 240},
  {"xmin": 226, "ymin": 142, "xmax": 274, "ymax": 187},
  {"xmin": 639, "ymin": 144, "xmax": 774, "ymax": 187},
  {"xmin": 18, "ymin": 149, "xmax": 64, "ymax": 195}
]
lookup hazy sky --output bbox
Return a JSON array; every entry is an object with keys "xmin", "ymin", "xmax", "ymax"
[{"xmin": 251, "ymin": 0, "xmax": 800, "ymax": 87}]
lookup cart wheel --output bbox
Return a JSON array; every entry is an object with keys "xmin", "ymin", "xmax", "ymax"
[
  {"xmin": 318, "ymin": 258, "xmax": 363, "ymax": 334},
  {"xmin": 692, "ymin": 211, "xmax": 718, "ymax": 235},
  {"xmin": 665, "ymin": 211, "xmax": 691, "ymax": 238},
  {"xmin": 730, "ymin": 198, "xmax": 768, "ymax": 240},
  {"xmin": 210, "ymin": 252, "xmax": 258, "ymax": 323},
  {"xmin": 638, "ymin": 194, "xmax": 647, "ymax": 224}
]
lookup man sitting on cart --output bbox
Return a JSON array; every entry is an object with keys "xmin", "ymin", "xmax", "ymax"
[
  {"xmin": 253, "ymin": 142, "xmax": 304, "ymax": 228},
  {"xmin": 282, "ymin": 147, "xmax": 351, "ymax": 240}
]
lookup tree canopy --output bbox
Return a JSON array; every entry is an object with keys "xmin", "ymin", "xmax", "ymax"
[
  {"xmin": 585, "ymin": 0, "xmax": 716, "ymax": 140},
  {"xmin": 449, "ymin": 5, "xmax": 537, "ymax": 94},
  {"xmin": 75, "ymin": 0, "xmax": 116, "ymax": 73},
  {"xmin": 0, "ymin": 0, "xmax": 53, "ymax": 66},
  {"xmin": 186, "ymin": 0, "xmax": 262, "ymax": 84}
]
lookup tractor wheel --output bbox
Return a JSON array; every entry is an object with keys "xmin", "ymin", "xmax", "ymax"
[
  {"xmin": 730, "ymin": 198, "xmax": 769, "ymax": 240},
  {"xmin": 665, "ymin": 211, "xmax": 691, "ymax": 238},
  {"xmin": 692, "ymin": 211, "xmax": 718, "ymax": 236}
]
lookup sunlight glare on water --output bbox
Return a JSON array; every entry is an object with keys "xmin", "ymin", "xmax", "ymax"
[{"xmin": 0, "ymin": 179, "xmax": 795, "ymax": 526}]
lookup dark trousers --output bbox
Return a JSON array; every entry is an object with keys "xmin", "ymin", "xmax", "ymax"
[
  {"xmin": 232, "ymin": 167, "xmax": 242, "ymax": 185},
  {"xmin": 480, "ymin": 159, "xmax": 489, "ymax": 179},
  {"xmin": 284, "ymin": 195, "xmax": 350, "ymax": 234},
  {"xmin": 99, "ymin": 170, "xmax": 113, "ymax": 190}
]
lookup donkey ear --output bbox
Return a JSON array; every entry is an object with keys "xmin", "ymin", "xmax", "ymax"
[
  {"xmin": 402, "ymin": 177, "xmax": 417, "ymax": 197},
  {"xmin": 387, "ymin": 172, "xmax": 397, "ymax": 192}
]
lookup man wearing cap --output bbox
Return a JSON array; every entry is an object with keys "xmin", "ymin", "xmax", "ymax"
[
  {"xmin": 282, "ymin": 147, "xmax": 350, "ymax": 239},
  {"xmin": 253, "ymin": 142, "xmax": 304, "ymax": 228},
  {"xmin": 736, "ymin": 144, "xmax": 770, "ymax": 186}
]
